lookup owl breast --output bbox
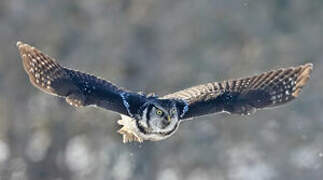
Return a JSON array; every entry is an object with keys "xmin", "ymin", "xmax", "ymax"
[{"xmin": 117, "ymin": 114, "xmax": 178, "ymax": 143}]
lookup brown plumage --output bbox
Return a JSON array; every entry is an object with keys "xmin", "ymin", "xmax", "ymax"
[
  {"xmin": 17, "ymin": 41, "xmax": 313, "ymax": 142},
  {"xmin": 18, "ymin": 41, "xmax": 64, "ymax": 96},
  {"xmin": 163, "ymin": 63, "xmax": 313, "ymax": 118},
  {"xmin": 17, "ymin": 41, "xmax": 147, "ymax": 114}
]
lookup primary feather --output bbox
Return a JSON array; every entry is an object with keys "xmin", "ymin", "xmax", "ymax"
[
  {"xmin": 17, "ymin": 41, "xmax": 147, "ymax": 116},
  {"xmin": 17, "ymin": 41, "xmax": 313, "ymax": 143},
  {"xmin": 164, "ymin": 63, "xmax": 313, "ymax": 119}
]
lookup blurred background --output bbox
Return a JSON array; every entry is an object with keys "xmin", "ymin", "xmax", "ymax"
[{"xmin": 0, "ymin": 0, "xmax": 323, "ymax": 179}]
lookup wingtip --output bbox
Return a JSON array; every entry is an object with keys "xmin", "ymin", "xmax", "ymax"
[
  {"xmin": 291, "ymin": 63, "xmax": 313, "ymax": 97},
  {"xmin": 302, "ymin": 62, "xmax": 313, "ymax": 77},
  {"xmin": 16, "ymin": 41, "xmax": 30, "ymax": 51},
  {"xmin": 16, "ymin": 42, "xmax": 38, "ymax": 56},
  {"xmin": 304, "ymin": 62, "xmax": 313, "ymax": 70},
  {"xmin": 16, "ymin": 41, "xmax": 26, "ymax": 51},
  {"xmin": 302, "ymin": 63, "xmax": 313, "ymax": 77},
  {"xmin": 16, "ymin": 41, "xmax": 23, "ymax": 47}
]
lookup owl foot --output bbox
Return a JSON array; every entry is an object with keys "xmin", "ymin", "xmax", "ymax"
[{"xmin": 117, "ymin": 115, "xmax": 143, "ymax": 143}]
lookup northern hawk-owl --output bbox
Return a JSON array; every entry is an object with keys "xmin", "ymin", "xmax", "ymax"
[{"xmin": 17, "ymin": 42, "xmax": 313, "ymax": 143}]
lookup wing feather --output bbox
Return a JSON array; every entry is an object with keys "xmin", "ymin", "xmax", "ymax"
[
  {"xmin": 164, "ymin": 64, "xmax": 313, "ymax": 119},
  {"xmin": 17, "ymin": 42, "xmax": 147, "ymax": 116}
]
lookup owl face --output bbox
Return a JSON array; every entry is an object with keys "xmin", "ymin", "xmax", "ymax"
[{"xmin": 135, "ymin": 99, "xmax": 181, "ymax": 141}]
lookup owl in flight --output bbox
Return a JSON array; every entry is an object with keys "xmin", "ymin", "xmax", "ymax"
[{"xmin": 17, "ymin": 42, "xmax": 313, "ymax": 143}]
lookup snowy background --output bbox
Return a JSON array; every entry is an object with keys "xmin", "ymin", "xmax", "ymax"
[{"xmin": 0, "ymin": 0, "xmax": 323, "ymax": 179}]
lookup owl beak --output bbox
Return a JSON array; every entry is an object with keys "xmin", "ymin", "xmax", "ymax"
[{"xmin": 167, "ymin": 115, "xmax": 171, "ymax": 122}]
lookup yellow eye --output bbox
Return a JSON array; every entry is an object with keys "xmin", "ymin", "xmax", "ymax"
[{"xmin": 156, "ymin": 109, "xmax": 163, "ymax": 116}]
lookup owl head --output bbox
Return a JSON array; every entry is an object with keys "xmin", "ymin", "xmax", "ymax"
[{"xmin": 134, "ymin": 98, "xmax": 182, "ymax": 141}]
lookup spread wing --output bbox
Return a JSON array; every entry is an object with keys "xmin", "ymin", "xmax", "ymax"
[
  {"xmin": 17, "ymin": 42, "xmax": 147, "ymax": 117},
  {"xmin": 163, "ymin": 63, "xmax": 313, "ymax": 120}
]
